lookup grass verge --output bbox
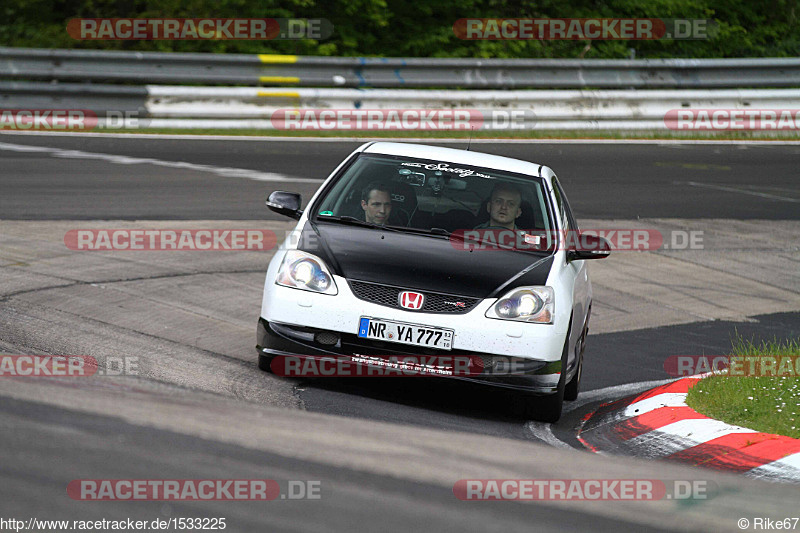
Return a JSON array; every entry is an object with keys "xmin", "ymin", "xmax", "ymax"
[{"xmin": 686, "ymin": 337, "xmax": 800, "ymax": 439}]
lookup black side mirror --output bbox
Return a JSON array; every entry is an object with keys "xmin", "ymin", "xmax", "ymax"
[
  {"xmin": 566, "ymin": 232, "xmax": 611, "ymax": 261},
  {"xmin": 266, "ymin": 191, "xmax": 302, "ymax": 220}
]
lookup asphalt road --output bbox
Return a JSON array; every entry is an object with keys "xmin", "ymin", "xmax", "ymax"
[
  {"xmin": 2, "ymin": 132, "xmax": 800, "ymax": 531},
  {"xmin": 1, "ymin": 396, "xmax": 658, "ymax": 533},
  {"xmin": 2, "ymin": 132, "xmax": 799, "ymax": 220}
]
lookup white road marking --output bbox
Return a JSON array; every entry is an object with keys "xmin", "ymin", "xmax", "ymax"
[
  {"xmin": 623, "ymin": 393, "xmax": 688, "ymax": 418},
  {"xmin": 0, "ymin": 141, "xmax": 320, "ymax": 183},
  {"xmin": 567, "ymin": 378, "xmax": 678, "ymax": 411},
  {"xmin": 524, "ymin": 378, "xmax": 677, "ymax": 447},
  {"xmin": 747, "ymin": 453, "xmax": 800, "ymax": 483},
  {"xmin": 625, "ymin": 419, "xmax": 757, "ymax": 458},
  {"xmin": 683, "ymin": 181, "xmax": 800, "ymax": 203},
  {"xmin": 524, "ymin": 421, "xmax": 573, "ymax": 449}
]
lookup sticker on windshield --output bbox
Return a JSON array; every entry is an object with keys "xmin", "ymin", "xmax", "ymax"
[
  {"xmin": 319, "ymin": 211, "xmax": 334, "ymax": 216},
  {"xmin": 399, "ymin": 161, "xmax": 497, "ymax": 180},
  {"xmin": 524, "ymin": 234, "xmax": 541, "ymax": 245}
]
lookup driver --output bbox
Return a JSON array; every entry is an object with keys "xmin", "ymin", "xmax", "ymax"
[
  {"xmin": 361, "ymin": 181, "xmax": 393, "ymax": 225},
  {"xmin": 474, "ymin": 183, "xmax": 522, "ymax": 230}
]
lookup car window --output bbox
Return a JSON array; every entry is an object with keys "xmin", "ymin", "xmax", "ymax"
[
  {"xmin": 551, "ymin": 176, "xmax": 571, "ymax": 232},
  {"xmin": 553, "ymin": 177, "xmax": 579, "ymax": 232},
  {"xmin": 313, "ymin": 153, "xmax": 553, "ymax": 237}
]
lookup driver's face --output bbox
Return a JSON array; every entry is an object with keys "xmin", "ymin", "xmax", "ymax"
[
  {"xmin": 487, "ymin": 189, "xmax": 522, "ymax": 228},
  {"xmin": 362, "ymin": 190, "xmax": 392, "ymax": 225}
]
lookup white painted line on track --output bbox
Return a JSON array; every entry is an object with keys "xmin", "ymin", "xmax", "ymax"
[
  {"xmin": 747, "ymin": 454, "xmax": 800, "ymax": 483},
  {"xmin": 4, "ymin": 130, "xmax": 800, "ymax": 145},
  {"xmin": 683, "ymin": 181, "xmax": 800, "ymax": 203},
  {"xmin": 625, "ymin": 419, "xmax": 757, "ymax": 458},
  {"xmin": 0, "ymin": 141, "xmax": 321, "ymax": 183},
  {"xmin": 524, "ymin": 420, "xmax": 573, "ymax": 450},
  {"xmin": 525, "ymin": 377, "xmax": 677, "ymax": 447},
  {"xmin": 623, "ymin": 393, "xmax": 689, "ymax": 418},
  {"xmin": 567, "ymin": 378, "xmax": 678, "ymax": 413}
]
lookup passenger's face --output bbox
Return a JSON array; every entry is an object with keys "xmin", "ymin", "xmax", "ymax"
[
  {"xmin": 362, "ymin": 190, "xmax": 392, "ymax": 225},
  {"xmin": 487, "ymin": 189, "xmax": 522, "ymax": 228}
]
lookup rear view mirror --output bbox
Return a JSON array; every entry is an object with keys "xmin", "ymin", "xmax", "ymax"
[
  {"xmin": 399, "ymin": 168, "xmax": 425, "ymax": 186},
  {"xmin": 266, "ymin": 191, "xmax": 303, "ymax": 220}
]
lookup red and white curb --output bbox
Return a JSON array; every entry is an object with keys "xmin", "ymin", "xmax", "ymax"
[{"xmin": 577, "ymin": 377, "xmax": 800, "ymax": 484}]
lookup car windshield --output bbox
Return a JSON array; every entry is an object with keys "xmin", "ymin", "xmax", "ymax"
[{"xmin": 312, "ymin": 153, "xmax": 554, "ymax": 248}]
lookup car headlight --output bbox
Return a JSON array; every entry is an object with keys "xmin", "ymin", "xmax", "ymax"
[
  {"xmin": 485, "ymin": 286, "xmax": 554, "ymax": 324},
  {"xmin": 276, "ymin": 250, "xmax": 338, "ymax": 295}
]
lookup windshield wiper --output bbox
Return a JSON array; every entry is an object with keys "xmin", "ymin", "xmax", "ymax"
[
  {"xmin": 317, "ymin": 216, "xmax": 453, "ymax": 237},
  {"xmin": 316, "ymin": 215, "xmax": 400, "ymax": 231},
  {"xmin": 383, "ymin": 226, "xmax": 452, "ymax": 237}
]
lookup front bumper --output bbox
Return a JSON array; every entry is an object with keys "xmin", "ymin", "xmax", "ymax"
[{"xmin": 256, "ymin": 317, "xmax": 563, "ymax": 394}]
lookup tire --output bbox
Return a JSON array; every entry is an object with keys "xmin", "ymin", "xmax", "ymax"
[
  {"xmin": 258, "ymin": 353, "xmax": 275, "ymax": 373},
  {"xmin": 514, "ymin": 329, "xmax": 569, "ymax": 423},
  {"xmin": 564, "ymin": 329, "xmax": 584, "ymax": 401},
  {"xmin": 527, "ymin": 385, "xmax": 564, "ymax": 423}
]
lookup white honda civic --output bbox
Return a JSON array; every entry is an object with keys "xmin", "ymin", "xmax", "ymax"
[{"xmin": 257, "ymin": 142, "xmax": 609, "ymax": 422}]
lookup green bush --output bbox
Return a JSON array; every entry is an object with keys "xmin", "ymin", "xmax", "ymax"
[{"xmin": 1, "ymin": 0, "xmax": 798, "ymax": 58}]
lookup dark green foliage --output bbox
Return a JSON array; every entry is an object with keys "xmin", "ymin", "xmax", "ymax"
[{"xmin": 1, "ymin": 0, "xmax": 798, "ymax": 57}]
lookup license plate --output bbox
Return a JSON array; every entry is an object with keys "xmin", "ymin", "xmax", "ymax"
[{"xmin": 358, "ymin": 317, "xmax": 453, "ymax": 350}]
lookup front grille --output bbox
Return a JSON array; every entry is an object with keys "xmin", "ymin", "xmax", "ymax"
[
  {"xmin": 347, "ymin": 280, "xmax": 480, "ymax": 314},
  {"xmin": 314, "ymin": 331, "xmax": 340, "ymax": 346}
]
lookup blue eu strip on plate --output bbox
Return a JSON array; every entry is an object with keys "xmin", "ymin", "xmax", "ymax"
[{"xmin": 358, "ymin": 318, "xmax": 370, "ymax": 337}]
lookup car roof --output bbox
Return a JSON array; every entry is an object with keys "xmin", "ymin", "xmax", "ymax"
[{"xmin": 361, "ymin": 142, "xmax": 552, "ymax": 183}]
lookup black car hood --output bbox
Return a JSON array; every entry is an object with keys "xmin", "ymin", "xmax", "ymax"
[{"xmin": 298, "ymin": 221, "xmax": 554, "ymax": 299}]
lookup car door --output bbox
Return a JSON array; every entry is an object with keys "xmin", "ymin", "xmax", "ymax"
[{"xmin": 552, "ymin": 176, "xmax": 590, "ymax": 372}]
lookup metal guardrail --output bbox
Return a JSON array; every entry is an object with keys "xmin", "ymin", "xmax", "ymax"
[
  {"xmin": 0, "ymin": 81, "xmax": 148, "ymax": 114},
  {"xmin": 2, "ymin": 47, "xmax": 799, "ymax": 130},
  {"xmin": 4, "ymin": 81, "xmax": 799, "ymax": 130},
  {"xmin": 2, "ymin": 47, "xmax": 800, "ymax": 88},
  {"xmin": 145, "ymin": 86, "xmax": 800, "ymax": 116}
]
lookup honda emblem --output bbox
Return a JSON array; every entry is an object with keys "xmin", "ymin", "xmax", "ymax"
[{"xmin": 398, "ymin": 291, "xmax": 425, "ymax": 310}]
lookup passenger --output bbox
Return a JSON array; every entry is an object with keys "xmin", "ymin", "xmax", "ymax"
[{"xmin": 361, "ymin": 181, "xmax": 393, "ymax": 225}]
